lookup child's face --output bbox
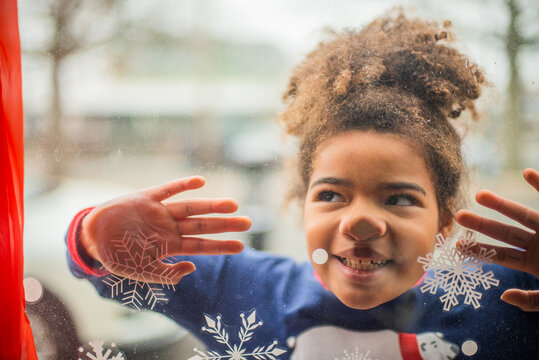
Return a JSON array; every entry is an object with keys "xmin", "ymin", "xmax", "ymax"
[{"xmin": 303, "ymin": 130, "xmax": 452, "ymax": 309}]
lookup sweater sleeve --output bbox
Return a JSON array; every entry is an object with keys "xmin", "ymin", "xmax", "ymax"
[
  {"xmin": 66, "ymin": 207, "xmax": 109, "ymax": 278},
  {"xmin": 64, "ymin": 208, "xmax": 287, "ymax": 336}
]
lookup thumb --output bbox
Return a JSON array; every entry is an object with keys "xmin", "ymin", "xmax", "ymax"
[
  {"xmin": 170, "ymin": 261, "xmax": 196, "ymax": 284},
  {"xmin": 501, "ymin": 289, "xmax": 539, "ymax": 312}
]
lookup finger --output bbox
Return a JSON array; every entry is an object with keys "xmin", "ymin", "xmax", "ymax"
[
  {"xmin": 165, "ymin": 198, "xmax": 239, "ymax": 219},
  {"xmin": 177, "ymin": 216, "xmax": 251, "ymax": 235},
  {"xmin": 523, "ymin": 168, "xmax": 539, "ymax": 192},
  {"xmin": 458, "ymin": 241, "xmax": 527, "ymax": 273},
  {"xmin": 167, "ymin": 237, "xmax": 244, "ymax": 255},
  {"xmin": 456, "ymin": 210, "xmax": 533, "ymax": 249},
  {"xmin": 474, "ymin": 189, "xmax": 539, "ymax": 230},
  {"xmin": 168, "ymin": 261, "xmax": 197, "ymax": 283},
  {"xmin": 501, "ymin": 289, "xmax": 539, "ymax": 312},
  {"xmin": 141, "ymin": 176, "xmax": 206, "ymax": 202},
  {"xmin": 146, "ymin": 261, "xmax": 196, "ymax": 284}
]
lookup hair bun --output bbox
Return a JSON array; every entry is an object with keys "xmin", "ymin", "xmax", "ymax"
[
  {"xmin": 281, "ymin": 10, "xmax": 486, "ymax": 135},
  {"xmin": 373, "ymin": 13, "xmax": 485, "ymax": 121}
]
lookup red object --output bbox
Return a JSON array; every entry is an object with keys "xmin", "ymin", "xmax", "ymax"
[
  {"xmin": 399, "ymin": 332, "xmax": 423, "ymax": 360},
  {"xmin": 0, "ymin": 0, "xmax": 38, "ymax": 358},
  {"xmin": 67, "ymin": 207, "xmax": 110, "ymax": 276}
]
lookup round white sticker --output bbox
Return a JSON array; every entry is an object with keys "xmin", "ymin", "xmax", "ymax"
[
  {"xmin": 23, "ymin": 277, "xmax": 43, "ymax": 303},
  {"xmin": 312, "ymin": 248, "xmax": 329, "ymax": 265},
  {"xmin": 461, "ymin": 340, "xmax": 478, "ymax": 356}
]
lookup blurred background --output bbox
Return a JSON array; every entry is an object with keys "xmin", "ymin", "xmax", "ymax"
[{"xmin": 18, "ymin": 0, "xmax": 538, "ymax": 358}]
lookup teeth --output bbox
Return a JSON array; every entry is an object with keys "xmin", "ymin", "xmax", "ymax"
[{"xmin": 339, "ymin": 257, "xmax": 388, "ymax": 271}]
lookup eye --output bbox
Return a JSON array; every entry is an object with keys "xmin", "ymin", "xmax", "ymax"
[
  {"xmin": 316, "ymin": 190, "xmax": 344, "ymax": 202},
  {"xmin": 385, "ymin": 194, "xmax": 419, "ymax": 206}
]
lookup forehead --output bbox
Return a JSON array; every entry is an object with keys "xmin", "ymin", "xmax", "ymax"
[{"xmin": 310, "ymin": 131, "xmax": 433, "ymax": 188}]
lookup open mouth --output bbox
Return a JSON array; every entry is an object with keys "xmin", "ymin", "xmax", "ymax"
[{"xmin": 336, "ymin": 256, "xmax": 390, "ymax": 271}]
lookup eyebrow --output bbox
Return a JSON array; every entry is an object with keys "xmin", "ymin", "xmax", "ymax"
[
  {"xmin": 309, "ymin": 177, "xmax": 353, "ymax": 189},
  {"xmin": 380, "ymin": 182, "xmax": 426, "ymax": 196},
  {"xmin": 309, "ymin": 177, "xmax": 427, "ymax": 196}
]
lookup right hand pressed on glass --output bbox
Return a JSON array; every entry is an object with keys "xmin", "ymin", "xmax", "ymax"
[
  {"xmin": 456, "ymin": 168, "xmax": 539, "ymax": 311},
  {"xmin": 79, "ymin": 176, "xmax": 251, "ymax": 284}
]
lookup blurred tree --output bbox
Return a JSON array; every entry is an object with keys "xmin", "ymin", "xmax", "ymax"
[
  {"xmin": 21, "ymin": 0, "xmax": 119, "ymax": 189},
  {"xmin": 502, "ymin": 0, "xmax": 539, "ymax": 171},
  {"xmin": 419, "ymin": 0, "xmax": 539, "ymax": 171}
]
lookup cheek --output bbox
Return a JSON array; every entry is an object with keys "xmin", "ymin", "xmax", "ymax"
[
  {"xmin": 304, "ymin": 218, "xmax": 336, "ymax": 262},
  {"xmin": 304, "ymin": 222, "xmax": 326, "ymax": 250},
  {"xmin": 395, "ymin": 221, "xmax": 438, "ymax": 258},
  {"xmin": 303, "ymin": 206, "xmax": 317, "ymax": 230}
]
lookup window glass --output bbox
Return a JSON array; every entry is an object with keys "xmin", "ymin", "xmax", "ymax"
[{"xmin": 20, "ymin": 1, "xmax": 538, "ymax": 359}]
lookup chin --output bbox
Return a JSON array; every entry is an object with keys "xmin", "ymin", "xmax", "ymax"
[
  {"xmin": 332, "ymin": 284, "xmax": 411, "ymax": 310},
  {"xmin": 334, "ymin": 291, "xmax": 390, "ymax": 310},
  {"xmin": 342, "ymin": 301, "xmax": 381, "ymax": 310}
]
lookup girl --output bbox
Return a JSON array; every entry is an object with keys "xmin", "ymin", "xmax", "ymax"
[{"xmin": 66, "ymin": 11, "xmax": 538, "ymax": 359}]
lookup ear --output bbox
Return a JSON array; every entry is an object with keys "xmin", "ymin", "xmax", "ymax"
[{"xmin": 438, "ymin": 211, "xmax": 454, "ymax": 238}]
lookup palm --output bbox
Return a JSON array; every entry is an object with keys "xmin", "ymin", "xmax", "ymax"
[{"xmin": 119, "ymin": 194, "xmax": 179, "ymax": 239}]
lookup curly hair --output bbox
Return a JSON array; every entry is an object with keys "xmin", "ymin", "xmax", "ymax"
[{"xmin": 279, "ymin": 11, "xmax": 486, "ymax": 219}]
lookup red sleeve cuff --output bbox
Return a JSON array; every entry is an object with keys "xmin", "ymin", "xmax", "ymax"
[{"xmin": 67, "ymin": 207, "xmax": 110, "ymax": 277}]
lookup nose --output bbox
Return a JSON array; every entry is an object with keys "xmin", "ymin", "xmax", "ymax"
[{"xmin": 338, "ymin": 200, "xmax": 387, "ymax": 242}]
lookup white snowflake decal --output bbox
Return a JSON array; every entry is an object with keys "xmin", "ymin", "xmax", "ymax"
[
  {"xmin": 102, "ymin": 229, "xmax": 178, "ymax": 310},
  {"xmin": 189, "ymin": 310, "xmax": 287, "ymax": 360},
  {"xmin": 78, "ymin": 340, "xmax": 125, "ymax": 360},
  {"xmin": 335, "ymin": 348, "xmax": 379, "ymax": 360},
  {"xmin": 417, "ymin": 231, "xmax": 500, "ymax": 311}
]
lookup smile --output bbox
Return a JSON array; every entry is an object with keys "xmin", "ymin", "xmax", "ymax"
[{"xmin": 336, "ymin": 256, "xmax": 390, "ymax": 271}]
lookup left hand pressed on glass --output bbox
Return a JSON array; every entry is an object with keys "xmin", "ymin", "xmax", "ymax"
[{"xmin": 80, "ymin": 176, "xmax": 251, "ymax": 284}]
